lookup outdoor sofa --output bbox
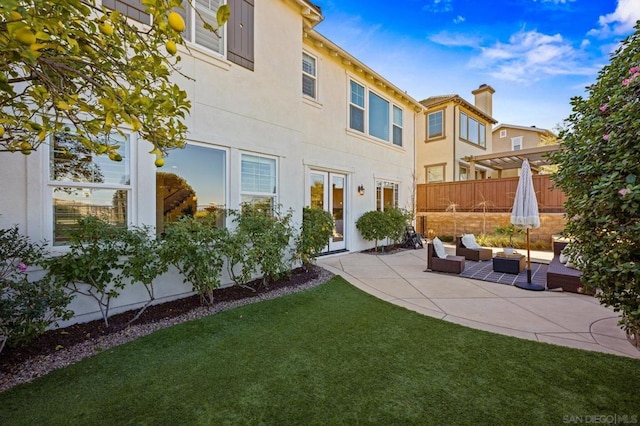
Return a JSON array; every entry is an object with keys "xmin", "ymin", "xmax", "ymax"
[
  {"xmin": 427, "ymin": 242, "xmax": 465, "ymax": 274},
  {"xmin": 546, "ymin": 241, "xmax": 583, "ymax": 293}
]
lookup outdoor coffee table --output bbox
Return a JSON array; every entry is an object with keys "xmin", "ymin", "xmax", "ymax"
[{"xmin": 492, "ymin": 252, "xmax": 526, "ymax": 274}]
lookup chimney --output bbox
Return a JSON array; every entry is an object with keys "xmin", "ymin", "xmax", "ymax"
[{"xmin": 472, "ymin": 84, "xmax": 495, "ymax": 116}]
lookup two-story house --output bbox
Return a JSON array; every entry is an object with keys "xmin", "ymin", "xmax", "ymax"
[
  {"xmin": 0, "ymin": 0, "xmax": 424, "ymax": 324},
  {"xmin": 417, "ymin": 84, "xmax": 498, "ymax": 183}
]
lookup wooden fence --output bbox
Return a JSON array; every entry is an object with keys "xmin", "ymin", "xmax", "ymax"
[{"xmin": 416, "ymin": 174, "xmax": 567, "ymax": 213}]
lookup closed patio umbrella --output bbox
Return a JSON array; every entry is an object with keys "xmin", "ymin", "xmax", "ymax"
[{"xmin": 510, "ymin": 159, "xmax": 544, "ymax": 291}]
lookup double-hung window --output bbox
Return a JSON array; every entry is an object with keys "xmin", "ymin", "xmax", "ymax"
[
  {"xmin": 241, "ymin": 153, "xmax": 277, "ymax": 211},
  {"xmin": 302, "ymin": 52, "xmax": 317, "ymax": 99},
  {"xmin": 349, "ymin": 81, "xmax": 365, "ymax": 133},
  {"xmin": 392, "ymin": 106, "xmax": 403, "ymax": 146},
  {"xmin": 349, "ymin": 80, "xmax": 403, "ymax": 146},
  {"xmin": 49, "ymin": 131, "xmax": 131, "ymax": 245},
  {"xmin": 512, "ymin": 136, "xmax": 523, "ymax": 150},
  {"xmin": 427, "ymin": 110, "xmax": 443, "ymax": 139},
  {"xmin": 459, "ymin": 112, "xmax": 486, "ymax": 148}
]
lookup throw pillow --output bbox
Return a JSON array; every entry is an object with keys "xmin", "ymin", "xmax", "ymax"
[
  {"xmin": 559, "ymin": 253, "xmax": 568, "ymax": 264},
  {"xmin": 461, "ymin": 234, "xmax": 480, "ymax": 249},
  {"xmin": 432, "ymin": 237, "xmax": 447, "ymax": 259}
]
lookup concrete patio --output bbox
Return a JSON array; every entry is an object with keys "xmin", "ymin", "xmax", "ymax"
[{"xmin": 317, "ymin": 245, "xmax": 640, "ymax": 359}]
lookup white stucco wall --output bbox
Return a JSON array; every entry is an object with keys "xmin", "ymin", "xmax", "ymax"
[{"xmin": 1, "ymin": 2, "xmax": 424, "ymax": 326}]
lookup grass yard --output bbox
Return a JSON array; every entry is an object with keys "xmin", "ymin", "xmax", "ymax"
[{"xmin": 1, "ymin": 276, "xmax": 639, "ymax": 425}]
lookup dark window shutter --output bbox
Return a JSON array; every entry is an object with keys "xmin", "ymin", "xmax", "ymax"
[
  {"xmin": 102, "ymin": 0, "xmax": 150, "ymax": 25},
  {"xmin": 227, "ymin": 0, "xmax": 254, "ymax": 71}
]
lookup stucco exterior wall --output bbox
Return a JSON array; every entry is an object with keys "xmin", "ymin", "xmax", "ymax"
[{"xmin": 1, "ymin": 2, "xmax": 423, "ymax": 326}]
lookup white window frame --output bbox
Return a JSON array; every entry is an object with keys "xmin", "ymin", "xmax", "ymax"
[
  {"xmin": 427, "ymin": 110, "xmax": 444, "ymax": 139},
  {"xmin": 512, "ymin": 136, "xmax": 523, "ymax": 151},
  {"xmin": 375, "ymin": 180, "xmax": 399, "ymax": 211},
  {"xmin": 45, "ymin": 129, "xmax": 135, "ymax": 247},
  {"xmin": 348, "ymin": 78, "xmax": 403, "ymax": 146},
  {"xmin": 240, "ymin": 152, "xmax": 278, "ymax": 210},
  {"xmin": 302, "ymin": 51, "xmax": 317, "ymax": 100},
  {"xmin": 499, "ymin": 129, "xmax": 507, "ymax": 138},
  {"xmin": 460, "ymin": 112, "xmax": 486, "ymax": 148},
  {"xmin": 392, "ymin": 105, "xmax": 403, "ymax": 146},
  {"xmin": 183, "ymin": 0, "xmax": 227, "ymax": 58}
]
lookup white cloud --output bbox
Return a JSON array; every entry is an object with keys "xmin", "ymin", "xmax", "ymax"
[
  {"xmin": 453, "ymin": 15, "xmax": 465, "ymax": 24},
  {"xmin": 423, "ymin": 0, "xmax": 453, "ymax": 13},
  {"xmin": 588, "ymin": 0, "xmax": 640, "ymax": 37},
  {"xmin": 468, "ymin": 29, "xmax": 595, "ymax": 83},
  {"xmin": 428, "ymin": 31, "xmax": 481, "ymax": 47}
]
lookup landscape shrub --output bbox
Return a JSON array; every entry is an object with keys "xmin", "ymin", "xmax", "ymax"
[
  {"xmin": 232, "ymin": 204, "xmax": 297, "ymax": 287},
  {"xmin": 296, "ymin": 207, "xmax": 334, "ymax": 268},
  {"xmin": 0, "ymin": 226, "xmax": 72, "ymax": 353},
  {"xmin": 550, "ymin": 23, "xmax": 640, "ymax": 347},
  {"xmin": 160, "ymin": 215, "xmax": 225, "ymax": 305},
  {"xmin": 45, "ymin": 216, "xmax": 130, "ymax": 327}
]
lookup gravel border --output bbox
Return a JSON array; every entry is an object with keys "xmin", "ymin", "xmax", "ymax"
[{"xmin": 0, "ymin": 268, "xmax": 334, "ymax": 393}]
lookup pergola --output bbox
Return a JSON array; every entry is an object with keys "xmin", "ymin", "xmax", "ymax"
[{"xmin": 463, "ymin": 144, "xmax": 561, "ymax": 179}]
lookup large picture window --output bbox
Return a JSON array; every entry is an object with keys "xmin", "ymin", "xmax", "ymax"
[
  {"xmin": 459, "ymin": 112, "xmax": 486, "ymax": 148},
  {"xmin": 349, "ymin": 79, "xmax": 403, "ymax": 146},
  {"xmin": 156, "ymin": 143, "xmax": 227, "ymax": 234},
  {"xmin": 49, "ymin": 131, "xmax": 131, "ymax": 245},
  {"xmin": 241, "ymin": 153, "xmax": 277, "ymax": 210}
]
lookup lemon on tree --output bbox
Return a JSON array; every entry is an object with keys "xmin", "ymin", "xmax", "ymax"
[
  {"xmin": 155, "ymin": 157, "xmax": 165, "ymax": 168},
  {"xmin": 165, "ymin": 40, "xmax": 177, "ymax": 55},
  {"xmin": 167, "ymin": 12, "xmax": 186, "ymax": 32},
  {"xmin": 20, "ymin": 142, "xmax": 32, "ymax": 155},
  {"xmin": 98, "ymin": 21, "xmax": 114, "ymax": 36}
]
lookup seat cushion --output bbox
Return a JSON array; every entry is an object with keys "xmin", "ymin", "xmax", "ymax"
[{"xmin": 461, "ymin": 234, "xmax": 480, "ymax": 249}]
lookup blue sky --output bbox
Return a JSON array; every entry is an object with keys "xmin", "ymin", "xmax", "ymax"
[{"xmin": 311, "ymin": 0, "xmax": 640, "ymax": 132}]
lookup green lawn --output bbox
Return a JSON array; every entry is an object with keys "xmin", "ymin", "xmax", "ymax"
[{"xmin": 1, "ymin": 276, "xmax": 639, "ymax": 425}]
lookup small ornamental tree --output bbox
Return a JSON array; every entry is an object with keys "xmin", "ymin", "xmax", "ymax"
[
  {"xmin": 297, "ymin": 206, "xmax": 334, "ymax": 269},
  {"xmin": 356, "ymin": 210, "xmax": 388, "ymax": 252},
  {"xmin": 551, "ymin": 23, "xmax": 640, "ymax": 348},
  {"xmin": 0, "ymin": 1, "xmax": 228, "ymax": 161}
]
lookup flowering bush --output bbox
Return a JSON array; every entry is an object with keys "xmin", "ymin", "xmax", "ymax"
[
  {"xmin": 0, "ymin": 226, "xmax": 72, "ymax": 353},
  {"xmin": 551, "ymin": 23, "xmax": 640, "ymax": 348}
]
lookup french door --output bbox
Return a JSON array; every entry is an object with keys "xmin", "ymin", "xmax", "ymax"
[{"xmin": 310, "ymin": 171, "xmax": 347, "ymax": 252}]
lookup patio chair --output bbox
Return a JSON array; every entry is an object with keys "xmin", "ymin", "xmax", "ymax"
[
  {"xmin": 455, "ymin": 235, "xmax": 492, "ymax": 261},
  {"xmin": 426, "ymin": 242, "xmax": 465, "ymax": 274}
]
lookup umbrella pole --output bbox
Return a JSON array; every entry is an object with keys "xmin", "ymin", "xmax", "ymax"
[{"xmin": 526, "ymin": 228, "xmax": 531, "ymax": 284}]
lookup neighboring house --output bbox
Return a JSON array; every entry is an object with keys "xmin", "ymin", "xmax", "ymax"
[
  {"xmin": 0, "ymin": 0, "xmax": 423, "ymax": 324},
  {"xmin": 490, "ymin": 124, "xmax": 559, "ymax": 178},
  {"xmin": 417, "ymin": 84, "xmax": 498, "ymax": 183}
]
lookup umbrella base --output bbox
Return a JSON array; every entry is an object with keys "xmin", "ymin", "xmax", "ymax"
[{"xmin": 515, "ymin": 281, "xmax": 545, "ymax": 291}]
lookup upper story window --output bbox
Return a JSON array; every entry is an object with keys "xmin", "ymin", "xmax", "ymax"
[
  {"xmin": 302, "ymin": 52, "xmax": 317, "ymax": 99},
  {"xmin": 103, "ymin": 0, "xmax": 150, "ymax": 24},
  {"xmin": 427, "ymin": 110, "xmax": 444, "ymax": 139},
  {"xmin": 459, "ymin": 112, "xmax": 486, "ymax": 148},
  {"xmin": 499, "ymin": 129, "xmax": 507, "ymax": 138},
  {"xmin": 349, "ymin": 80, "xmax": 403, "ymax": 146},
  {"xmin": 241, "ymin": 153, "xmax": 277, "ymax": 211},
  {"xmin": 49, "ymin": 130, "xmax": 131, "ymax": 245},
  {"xmin": 156, "ymin": 143, "xmax": 227, "ymax": 234},
  {"xmin": 511, "ymin": 136, "xmax": 523, "ymax": 151},
  {"xmin": 392, "ymin": 106, "xmax": 403, "ymax": 146},
  {"xmin": 104, "ymin": 0, "xmax": 254, "ymax": 70}
]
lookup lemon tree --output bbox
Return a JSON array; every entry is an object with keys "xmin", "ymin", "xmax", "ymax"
[{"xmin": 0, "ymin": 0, "xmax": 229, "ymax": 161}]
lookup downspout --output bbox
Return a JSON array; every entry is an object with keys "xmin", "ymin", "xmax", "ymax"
[{"xmin": 453, "ymin": 104, "xmax": 457, "ymax": 182}]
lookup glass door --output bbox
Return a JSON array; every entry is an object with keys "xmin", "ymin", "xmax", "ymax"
[{"xmin": 310, "ymin": 171, "xmax": 347, "ymax": 252}]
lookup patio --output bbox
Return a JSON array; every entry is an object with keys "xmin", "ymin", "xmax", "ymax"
[{"xmin": 318, "ymin": 245, "xmax": 640, "ymax": 359}]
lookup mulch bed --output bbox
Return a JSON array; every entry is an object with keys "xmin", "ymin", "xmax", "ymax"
[{"xmin": 0, "ymin": 267, "xmax": 323, "ymax": 375}]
